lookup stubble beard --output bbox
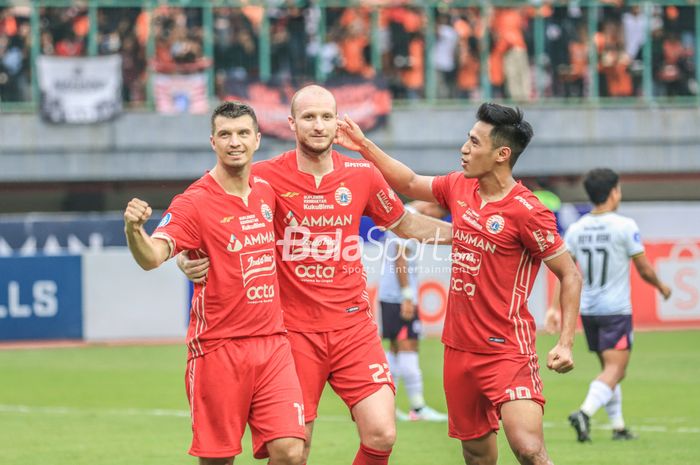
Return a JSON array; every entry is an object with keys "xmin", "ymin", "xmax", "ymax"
[
  {"xmin": 299, "ymin": 137, "xmax": 333, "ymax": 157},
  {"xmin": 219, "ymin": 152, "xmax": 251, "ymax": 175}
]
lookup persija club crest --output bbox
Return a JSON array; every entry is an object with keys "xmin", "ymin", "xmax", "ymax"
[
  {"xmin": 260, "ymin": 203, "xmax": 273, "ymax": 222},
  {"xmin": 485, "ymin": 214, "xmax": 505, "ymax": 234},
  {"xmin": 335, "ymin": 187, "xmax": 352, "ymax": 206}
]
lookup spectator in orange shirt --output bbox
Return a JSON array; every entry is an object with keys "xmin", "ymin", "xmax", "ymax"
[
  {"xmin": 596, "ymin": 21, "xmax": 632, "ymax": 97},
  {"xmin": 453, "ymin": 10, "xmax": 481, "ymax": 99},
  {"xmin": 490, "ymin": 7, "xmax": 531, "ymax": 101},
  {"xmin": 654, "ymin": 30, "xmax": 693, "ymax": 97}
]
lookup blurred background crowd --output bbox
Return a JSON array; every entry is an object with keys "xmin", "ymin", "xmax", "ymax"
[{"xmin": 0, "ymin": 1, "xmax": 697, "ymax": 105}]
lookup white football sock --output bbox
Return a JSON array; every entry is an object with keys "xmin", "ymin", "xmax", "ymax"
[
  {"xmin": 385, "ymin": 351, "xmax": 399, "ymax": 388},
  {"xmin": 605, "ymin": 384, "xmax": 626, "ymax": 430},
  {"xmin": 397, "ymin": 351, "xmax": 424, "ymax": 410},
  {"xmin": 581, "ymin": 379, "xmax": 614, "ymax": 417}
]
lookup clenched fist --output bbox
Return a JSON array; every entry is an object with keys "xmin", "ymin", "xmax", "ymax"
[
  {"xmin": 546, "ymin": 343, "xmax": 574, "ymax": 374},
  {"xmin": 124, "ymin": 198, "xmax": 152, "ymax": 231}
]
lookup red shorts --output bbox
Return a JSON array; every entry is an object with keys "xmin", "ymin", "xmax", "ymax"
[
  {"xmin": 443, "ymin": 346, "xmax": 545, "ymax": 441},
  {"xmin": 288, "ymin": 320, "xmax": 395, "ymax": 422},
  {"xmin": 185, "ymin": 334, "xmax": 305, "ymax": 459}
]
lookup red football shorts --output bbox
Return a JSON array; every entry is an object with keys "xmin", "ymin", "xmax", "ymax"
[
  {"xmin": 443, "ymin": 346, "xmax": 545, "ymax": 441},
  {"xmin": 288, "ymin": 320, "xmax": 395, "ymax": 422},
  {"xmin": 185, "ymin": 334, "xmax": 305, "ymax": 459}
]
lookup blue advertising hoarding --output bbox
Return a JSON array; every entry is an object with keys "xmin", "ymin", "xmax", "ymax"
[{"xmin": 0, "ymin": 256, "xmax": 83, "ymax": 341}]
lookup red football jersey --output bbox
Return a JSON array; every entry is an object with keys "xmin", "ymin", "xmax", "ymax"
[
  {"xmin": 432, "ymin": 172, "xmax": 565, "ymax": 355},
  {"xmin": 152, "ymin": 174, "xmax": 285, "ymax": 359},
  {"xmin": 253, "ymin": 150, "xmax": 405, "ymax": 332}
]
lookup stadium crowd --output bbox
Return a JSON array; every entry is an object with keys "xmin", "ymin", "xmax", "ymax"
[{"xmin": 0, "ymin": 2, "xmax": 696, "ymax": 104}]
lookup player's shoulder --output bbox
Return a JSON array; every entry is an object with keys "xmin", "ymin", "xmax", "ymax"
[
  {"xmin": 435, "ymin": 170, "xmax": 471, "ymax": 190},
  {"xmin": 607, "ymin": 212, "xmax": 639, "ymax": 233},
  {"xmin": 252, "ymin": 175, "xmax": 271, "ymax": 186},
  {"xmin": 567, "ymin": 211, "xmax": 598, "ymax": 232},
  {"xmin": 252, "ymin": 176, "xmax": 277, "ymax": 203},
  {"xmin": 169, "ymin": 174, "xmax": 210, "ymax": 210},
  {"xmin": 439, "ymin": 170, "xmax": 467, "ymax": 183},
  {"xmin": 509, "ymin": 184, "xmax": 551, "ymax": 217},
  {"xmin": 252, "ymin": 151, "xmax": 289, "ymax": 175},
  {"xmin": 181, "ymin": 173, "xmax": 213, "ymax": 198},
  {"xmin": 564, "ymin": 216, "xmax": 586, "ymax": 237}
]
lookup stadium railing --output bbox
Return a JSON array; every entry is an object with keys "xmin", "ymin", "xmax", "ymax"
[{"xmin": 0, "ymin": 0, "xmax": 698, "ymax": 111}]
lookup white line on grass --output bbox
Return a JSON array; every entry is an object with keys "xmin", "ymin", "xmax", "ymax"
[
  {"xmin": 0, "ymin": 404, "xmax": 190, "ymax": 418},
  {"xmin": 1, "ymin": 404, "xmax": 698, "ymax": 433}
]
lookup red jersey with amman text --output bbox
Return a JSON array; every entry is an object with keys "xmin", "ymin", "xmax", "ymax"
[
  {"xmin": 253, "ymin": 150, "xmax": 405, "ymax": 332},
  {"xmin": 432, "ymin": 172, "xmax": 565, "ymax": 355},
  {"xmin": 153, "ymin": 174, "xmax": 285, "ymax": 360}
]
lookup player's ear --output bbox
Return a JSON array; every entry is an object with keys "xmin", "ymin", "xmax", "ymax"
[
  {"xmin": 288, "ymin": 115, "xmax": 296, "ymax": 132},
  {"xmin": 497, "ymin": 146, "xmax": 511, "ymax": 164},
  {"xmin": 255, "ymin": 132, "xmax": 261, "ymax": 150},
  {"xmin": 209, "ymin": 134, "xmax": 216, "ymax": 151}
]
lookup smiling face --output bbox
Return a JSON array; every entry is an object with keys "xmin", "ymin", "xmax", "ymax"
[
  {"xmin": 288, "ymin": 86, "xmax": 338, "ymax": 157},
  {"xmin": 210, "ymin": 114, "xmax": 261, "ymax": 171},
  {"xmin": 459, "ymin": 120, "xmax": 503, "ymax": 179}
]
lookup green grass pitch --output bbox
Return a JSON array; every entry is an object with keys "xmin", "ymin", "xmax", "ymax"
[{"xmin": 1, "ymin": 330, "xmax": 698, "ymax": 464}]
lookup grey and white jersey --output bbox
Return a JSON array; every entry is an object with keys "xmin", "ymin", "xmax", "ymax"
[
  {"xmin": 565, "ymin": 212, "xmax": 645, "ymax": 316},
  {"xmin": 378, "ymin": 229, "xmax": 420, "ymax": 305}
]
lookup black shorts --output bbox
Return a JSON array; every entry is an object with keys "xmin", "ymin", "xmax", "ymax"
[
  {"xmin": 581, "ymin": 314, "xmax": 633, "ymax": 353},
  {"xmin": 380, "ymin": 301, "xmax": 422, "ymax": 341}
]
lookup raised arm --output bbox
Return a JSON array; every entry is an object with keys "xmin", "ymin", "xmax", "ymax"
[
  {"xmin": 336, "ymin": 115, "xmax": 437, "ymax": 202},
  {"xmin": 391, "ymin": 212, "xmax": 452, "ymax": 245},
  {"xmin": 632, "ymin": 254, "xmax": 672, "ymax": 300},
  {"xmin": 124, "ymin": 198, "xmax": 171, "ymax": 270},
  {"xmin": 543, "ymin": 250, "xmax": 582, "ymax": 373}
]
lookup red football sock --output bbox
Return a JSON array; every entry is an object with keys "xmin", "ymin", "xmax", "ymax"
[{"xmin": 352, "ymin": 443, "xmax": 392, "ymax": 465}]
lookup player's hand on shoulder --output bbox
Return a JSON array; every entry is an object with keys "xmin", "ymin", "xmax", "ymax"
[
  {"xmin": 124, "ymin": 198, "xmax": 152, "ymax": 229},
  {"xmin": 177, "ymin": 251, "xmax": 210, "ymax": 283},
  {"xmin": 335, "ymin": 114, "xmax": 365, "ymax": 152},
  {"xmin": 546, "ymin": 343, "xmax": 574, "ymax": 374},
  {"xmin": 659, "ymin": 283, "xmax": 672, "ymax": 300}
]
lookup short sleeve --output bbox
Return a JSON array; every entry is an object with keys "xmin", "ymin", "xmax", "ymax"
[
  {"xmin": 431, "ymin": 172, "xmax": 461, "ymax": 211},
  {"xmin": 624, "ymin": 219, "xmax": 645, "ymax": 257},
  {"xmin": 152, "ymin": 194, "xmax": 201, "ymax": 258},
  {"xmin": 363, "ymin": 166, "xmax": 406, "ymax": 228},
  {"xmin": 520, "ymin": 208, "xmax": 565, "ymax": 260}
]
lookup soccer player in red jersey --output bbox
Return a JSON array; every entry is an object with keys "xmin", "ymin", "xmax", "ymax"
[
  {"xmin": 180, "ymin": 85, "xmax": 452, "ymax": 465},
  {"xmin": 336, "ymin": 103, "xmax": 583, "ymax": 465},
  {"xmin": 123, "ymin": 102, "xmax": 306, "ymax": 465}
]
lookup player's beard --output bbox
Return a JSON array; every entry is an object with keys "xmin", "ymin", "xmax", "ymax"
[
  {"xmin": 219, "ymin": 150, "xmax": 252, "ymax": 175},
  {"xmin": 299, "ymin": 135, "xmax": 333, "ymax": 157}
]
